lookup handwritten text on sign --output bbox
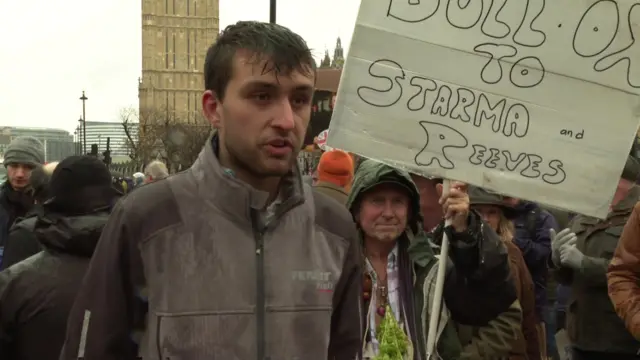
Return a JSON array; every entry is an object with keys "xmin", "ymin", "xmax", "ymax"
[{"xmin": 327, "ymin": 0, "xmax": 640, "ymax": 218}]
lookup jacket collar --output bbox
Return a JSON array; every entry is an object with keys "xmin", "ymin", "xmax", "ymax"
[
  {"xmin": 190, "ymin": 134, "xmax": 305, "ymax": 222},
  {"xmin": 314, "ymin": 181, "xmax": 348, "ymax": 196},
  {"xmin": 611, "ymin": 185, "xmax": 640, "ymax": 214}
]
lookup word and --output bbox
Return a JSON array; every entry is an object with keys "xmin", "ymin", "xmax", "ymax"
[
  {"xmin": 414, "ymin": 121, "xmax": 566, "ymax": 185},
  {"xmin": 573, "ymin": 0, "xmax": 639, "ymax": 88},
  {"xmin": 560, "ymin": 129, "xmax": 584, "ymax": 140},
  {"xmin": 357, "ymin": 59, "xmax": 531, "ymax": 139}
]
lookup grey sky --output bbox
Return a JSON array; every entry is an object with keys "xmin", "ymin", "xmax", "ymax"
[{"xmin": 0, "ymin": 0, "xmax": 359, "ymax": 134}]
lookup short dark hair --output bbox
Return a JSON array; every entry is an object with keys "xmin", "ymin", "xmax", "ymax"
[{"xmin": 204, "ymin": 21, "xmax": 316, "ymax": 100}]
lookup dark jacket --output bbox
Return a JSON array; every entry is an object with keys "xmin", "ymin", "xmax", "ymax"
[
  {"xmin": 512, "ymin": 201, "xmax": 557, "ymax": 320},
  {"xmin": 0, "ymin": 183, "xmax": 34, "ymax": 267},
  {"xmin": 557, "ymin": 185, "xmax": 640, "ymax": 354},
  {"xmin": 411, "ymin": 221, "xmax": 522, "ymax": 360},
  {"xmin": 0, "ymin": 211, "xmax": 109, "ymax": 360},
  {"xmin": 60, "ymin": 135, "xmax": 363, "ymax": 360},
  {"xmin": 348, "ymin": 160, "xmax": 519, "ymax": 359},
  {"xmin": 0, "ymin": 216, "xmax": 41, "ymax": 270}
]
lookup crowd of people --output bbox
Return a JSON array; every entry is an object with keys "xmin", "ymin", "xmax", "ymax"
[{"xmin": 0, "ymin": 20, "xmax": 639, "ymax": 360}]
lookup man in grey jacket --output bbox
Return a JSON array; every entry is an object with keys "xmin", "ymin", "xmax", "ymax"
[{"xmin": 60, "ymin": 21, "xmax": 362, "ymax": 360}]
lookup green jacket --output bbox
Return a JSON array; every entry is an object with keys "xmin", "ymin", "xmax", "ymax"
[
  {"xmin": 556, "ymin": 186, "xmax": 640, "ymax": 354},
  {"xmin": 347, "ymin": 160, "xmax": 519, "ymax": 360}
]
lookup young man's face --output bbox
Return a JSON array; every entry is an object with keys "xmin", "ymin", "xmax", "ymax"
[
  {"xmin": 204, "ymin": 50, "xmax": 315, "ymax": 178},
  {"xmin": 6, "ymin": 163, "xmax": 33, "ymax": 190}
]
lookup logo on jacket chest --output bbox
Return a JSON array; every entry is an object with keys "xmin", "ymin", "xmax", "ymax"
[{"xmin": 291, "ymin": 270, "xmax": 334, "ymax": 293}]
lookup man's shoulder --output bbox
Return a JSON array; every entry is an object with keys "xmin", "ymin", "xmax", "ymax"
[
  {"xmin": 122, "ymin": 171, "xmax": 194, "ymax": 209},
  {"xmin": 116, "ymin": 174, "xmax": 186, "ymax": 238},
  {"xmin": 124, "ymin": 175, "xmax": 171, "ymax": 200},
  {"xmin": 309, "ymin": 187, "xmax": 356, "ymax": 240}
]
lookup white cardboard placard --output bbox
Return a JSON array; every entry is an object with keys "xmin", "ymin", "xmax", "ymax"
[{"xmin": 327, "ymin": 0, "xmax": 640, "ymax": 218}]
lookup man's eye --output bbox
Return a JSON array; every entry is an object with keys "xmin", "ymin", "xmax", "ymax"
[
  {"xmin": 291, "ymin": 96, "xmax": 310, "ymax": 107},
  {"xmin": 253, "ymin": 93, "xmax": 271, "ymax": 102}
]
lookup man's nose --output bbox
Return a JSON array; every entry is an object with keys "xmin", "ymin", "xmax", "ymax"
[
  {"xmin": 14, "ymin": 168, "xmax": 26, "ymax": 177},
  {"xmin": 271, "ymin": 99, "xmax": 295, "ymax": 130},
  {"xmin": 381, "ymin": 202, "xmax": 395, "ymax": 217}
]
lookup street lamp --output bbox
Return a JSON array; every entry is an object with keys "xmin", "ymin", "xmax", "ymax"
[
  {"xmin": 77, "ymin": 124, "xmax": 82, "ymax": 155},
  {"xmin": 78, "ymin": 117, "xmax": 84, "ymax": 155},
  {"xmin": 80, "ymin": 91, "xmax": 88, "ymax": 154},
  {"xmin": 270, "ymin": 0, "xmax": 276, "ymax": 23}
]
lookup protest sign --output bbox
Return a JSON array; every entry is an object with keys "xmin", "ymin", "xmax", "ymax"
[{"xmin": 327, "ymin": 0, "xmax": 640, "ymax": 218}]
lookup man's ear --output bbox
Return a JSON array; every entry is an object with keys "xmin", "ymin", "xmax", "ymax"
[
  {"xmin": 202, "ymin": 90, "xmax": 222, "ymax": 128},
  {"xmin": 435, "ymin": 183, "xmax": 443, "ymax": 198}
]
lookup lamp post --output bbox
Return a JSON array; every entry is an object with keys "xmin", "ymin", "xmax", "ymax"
[
  {"xmin": 78, "ymin": 117, "xmax": 84, "ymax": 154},
  {"xmin": 73, "ymin": 130, "xmax": 78, "ymax": 155},
  {"xmin": 80, "ymin": 91, "xmax": 88, "ymax": 154},
  {"xmin": 270, "ymin": 0, "xmax": 276, "ymax": 23},
  {"xmin": 76, "ymin": 124, "xmax": 82, "ymax": 154}
]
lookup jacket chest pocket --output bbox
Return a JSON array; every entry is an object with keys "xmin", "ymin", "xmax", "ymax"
[
  {"xmin": 578, "ymin": 225, "xmax": 624, "ymax": 259},
  {"xmin": 599, "ymin": 226, "xmax": 625, "ymax": 259},
  {"xmin": 153, "ymin": 311, "xmax": 256, "ymax": 360}
]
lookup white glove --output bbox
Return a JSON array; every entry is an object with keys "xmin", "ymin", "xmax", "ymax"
[
  {"xmin": 559, "ymin": 244, "xmax": 585, "ymax": 269},
  {"xmin": 550, "ymin": 228, "xmax": 577, "ymax": 266}
]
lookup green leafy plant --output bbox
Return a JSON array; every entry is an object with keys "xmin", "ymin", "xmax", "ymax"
[{"xmin": 374, "ymin": 305, "xmax": 409, "ymax": 360}]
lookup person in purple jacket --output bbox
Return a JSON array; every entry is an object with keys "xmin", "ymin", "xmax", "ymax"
[{"xmin": 503, "ymin": 197, "xmax": 558, "ymax": 357}]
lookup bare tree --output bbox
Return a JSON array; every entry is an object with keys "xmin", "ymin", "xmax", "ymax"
[
  {"xmin": 120, "ymin": 107, "xmax": 144, "ymax": 162},
  {"xmin": 120, "ymin": 106, "xmax": 211, "ymax": 172}
]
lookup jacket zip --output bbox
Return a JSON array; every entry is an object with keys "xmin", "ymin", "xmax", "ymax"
[
  {"xmin": 253, "ymin": 215, "xmax": 266, "ymax": 360},
  {"xmin": 251, "ymin": 197, "xmax": 304, "ymax": 360}
]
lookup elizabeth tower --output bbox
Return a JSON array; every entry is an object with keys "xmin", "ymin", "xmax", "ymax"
[{"xmin": 139, "ymin": 0, "xmax": 219, "ymax": 121}]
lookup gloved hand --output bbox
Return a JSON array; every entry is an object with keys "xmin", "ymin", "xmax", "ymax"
[
  {"xmin": 559, "ymin": 244, "xmax": 585, "ymax": 269},
  {"xmin": 550, "ymin": 228, "xmax": 577, "ymax": 266}
]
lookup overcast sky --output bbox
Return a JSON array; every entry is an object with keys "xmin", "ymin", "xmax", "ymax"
[{"xmin": 0, "ymin": 0, "xmax": 359, "ymax": 134}]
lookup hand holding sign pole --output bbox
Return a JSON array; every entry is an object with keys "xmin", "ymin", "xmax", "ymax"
[{"xmin": 426, "ymin": 179, "xmax": 451, "ymax": 360}]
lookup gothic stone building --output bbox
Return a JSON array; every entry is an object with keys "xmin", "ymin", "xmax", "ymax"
[{"xmin": 139, "ymin": 0, "xmax": 219, "ymax": 122}]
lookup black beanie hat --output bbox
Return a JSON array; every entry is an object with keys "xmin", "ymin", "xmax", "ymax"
[{"xmin": 44, "ymin": 156, "xmax": 119, "ymax": 215}]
